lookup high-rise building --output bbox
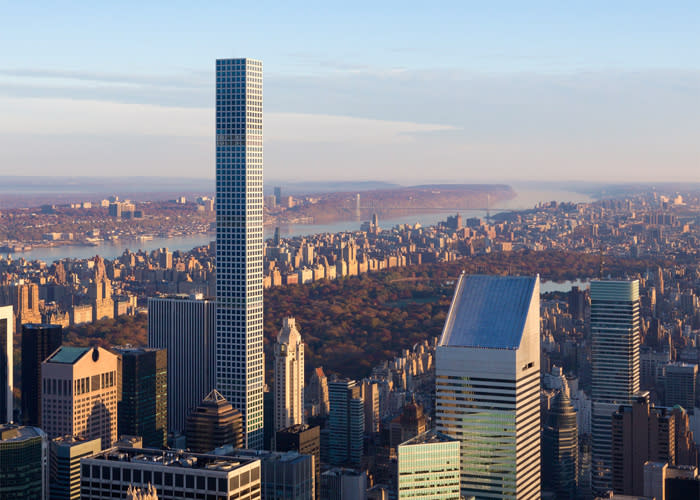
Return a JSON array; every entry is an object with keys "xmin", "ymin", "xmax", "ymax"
[
  {"xmin": 115, "ymin": 347, "xmax": 167, "ymax": 448},
  {"xmin": 41, "ymin": 346, "xmax": 119, "ymax": 448},
  {"xmin": 436, "ymin": 274, "xmax": 541, "ymax": 500},
  {"xmin": 542, "ymin": 391, "xmax": 579, "ymax": 499},
  {"xmin": 306, "ymin": 367, "xmax": 330, "ymax": 417},
  {"xmin": 215, "ymin": 57, "xmax": 265, "ymax": 449},
  {"xmin": 185, "ymin": 389, "xmax": 244, "ymax": 453},
  {"xmin": 148, "ymin": 294, "xmax": 215, "ymax": 434},
  {"xmin": 664, "ymin": 362, "xmax": 698, "ymax": 409},
  {"xmin": 0, "ymin": 282, "xmax": 41, "ymax": 332},
  {"xmin": 389, "ymin": 398, "xmax": 428, "ymax": 449},
  {"xmin": 321, "ymin": 468, "xmax": 368, "ymax": 500},
  {"xmin": 276, "ymin": 424, "xmax": 321, "ymax": 500},
  {"xmin": 215, "ymin": 447, "xmax": 315, "ymax": 500},
  {"xmin": 611, "ymin": 393, "xmax": 675, "ymax": 496},
  {"xmin": 80, "ymin": 447, "xmax": 261, "ymax": 500},
  {"xmin": 0, "ymin": 306, "xmax": 12, "ymax": 424},
  {"xmin": 397, "ymin": 430, "xmax": 461, "ymax": 500},
  {"xmin": 361, "ymin": 380, "xmax": 380, "ymax": 435},
  {"xmin": 328, "ymin": 379, "xmax": 364, "ymax": 467},
  {"xmin": 50, "ymin": 436, "xmax": 101, "ymax": 500},
  {"xmin": 0, "ymin": 424, "xmax": 48, "ymax": 499},
  {"xmin": 21, "ymin": 323, "xmax": 62, "ymax": 426},
  {"xmin": 89, "ymin": 257, "xmax": 114, "ymax": 322},
  {"xmin": 274, "ymin": 317, "xmax": 304, "ymax": 432},
  {"xmin": 672, "ymin": 406, "xmax": 698, "ymax": 467},
  {"xmin": 568, "ymin": 285, "xmax": 588, "ymax": 323},
  {"xmin": 590, "ymin": 280, "xmax": 640, "ymax": 495}
]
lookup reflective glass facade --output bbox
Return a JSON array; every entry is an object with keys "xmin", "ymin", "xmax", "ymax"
[
  {"xmin": 215, "ymin": 58, "xmax": 264, "ymax": 449},
  {"xmin": 590, "ymin": 280, "xmax": 640, "ymax": 494},
  {"xmin": 398, "ymin": 430, "xmax": 461, "ymax": 499},
  {"xmin": 436, "ymin": 275, "xmax": 541, "ymax": 499}
]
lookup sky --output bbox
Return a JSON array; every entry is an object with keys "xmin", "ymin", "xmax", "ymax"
[{"xmin": 1, "ymin": 1, "xmax": 699, "ymax": 184}]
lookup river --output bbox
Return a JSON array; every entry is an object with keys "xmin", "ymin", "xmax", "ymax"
[{"xmin": 12, "ymin": 185, "xmax": 593, "ymax": 263}]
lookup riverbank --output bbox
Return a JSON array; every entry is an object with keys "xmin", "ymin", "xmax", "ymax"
[{"xmin": 7, "ymin": 186, "xmax": 594, "ymax": 263}]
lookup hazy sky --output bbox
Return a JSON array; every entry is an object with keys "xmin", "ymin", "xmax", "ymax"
[{"xmin": 1, "ymin": 1, "xmax": 699, "ymax": 183}]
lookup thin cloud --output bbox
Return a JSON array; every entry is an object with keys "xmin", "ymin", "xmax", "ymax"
[{"xmin": 0, "ymin": 68, "xmax": 208, "ymax": 89}]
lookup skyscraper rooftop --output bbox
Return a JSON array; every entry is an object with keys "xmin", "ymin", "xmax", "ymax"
[{"xmin": 439, "ymin": 274, "xmax": 538, "ymax": 349}]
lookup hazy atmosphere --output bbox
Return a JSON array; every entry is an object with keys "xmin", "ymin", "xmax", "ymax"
[{"xmin": 1, "ymin": 1, "xmax": 699, "ymax": 183}]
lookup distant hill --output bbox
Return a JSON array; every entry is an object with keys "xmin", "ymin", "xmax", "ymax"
[
  {"xmin": 276, "ymin": 184, "xmax": 516, "ymax": 224},
  {"xmin": 264, "ymin": 180, "xmax": 402, "ymax": 196}
]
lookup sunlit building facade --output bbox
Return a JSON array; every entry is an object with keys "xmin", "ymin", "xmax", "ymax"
[
  {"xmin": 397, "ymin": 430, "xmax": 461, "ymax": 499},
  {"xmin": 215, "ymin": 57, "xmax": 265, "ymax": 449},
  {"xmin": 274, "ymin": 317, "xmax": 304, "ymax": 431},
  {"xmin": 436, "ymin": 274, "xmax": 541, "ymax": 499},
  {"xmin": 590, "ymin": 280, "xmax": 640, "ymax": 495}
]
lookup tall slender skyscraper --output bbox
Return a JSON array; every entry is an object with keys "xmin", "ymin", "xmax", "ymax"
[
  {"xmin": 0, "ymin": 306, "xmax": 12, "ymax": 424},
  {"xmin": 274, "ymin": 317, "xmax": 304, "ymax": 431},
  {"xmin": 215, "ymin": 58, "xmax": 264, "ymax": 449},
  {"xmin": 590, "ymin": 280, "xmax": 640, "ymax": 495},
  {"xmin": 436, "ymin": 274, "xmax": 541, "ymax": 500}
]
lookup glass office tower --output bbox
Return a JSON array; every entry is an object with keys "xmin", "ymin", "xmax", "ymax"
[
  {"xmin": 215, "ymin": 58, "xmax": 264, "ymax": 449},
  {"xmin": 436, "ymin": 274, "xmax": 541, "ymax": 499},
  {"xmin": 590, "ymin": 279, "xmax": 640, "ymax": 495}
]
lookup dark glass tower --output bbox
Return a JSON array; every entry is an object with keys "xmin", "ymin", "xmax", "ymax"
[
  {"xmin": 21, "ymin": 323, "xmax": 62, "ymax": 426},
  {"xmin": 542, "ymin": 391, "xmax": 579, "ymax": 499},
  {"xmin": 115, "ymin": 347, "xmax": 167, "ymax": 448},
  {"xmin": 0, "ymin": 424, "xmax": 47, "ymax": 499},
  {"xmin": 0, "ymin": 306, "xmax": 12, "ymax": 424}
]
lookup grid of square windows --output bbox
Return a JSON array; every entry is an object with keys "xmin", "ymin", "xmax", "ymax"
[{"xmin": 215, "ymin": 58, "xmax": 265, "ymax": 449}]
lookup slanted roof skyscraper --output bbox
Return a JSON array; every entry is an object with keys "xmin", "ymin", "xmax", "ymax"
[{"xmin": 436, "ymin": 274, "xmax": 541, "ymax": 499}]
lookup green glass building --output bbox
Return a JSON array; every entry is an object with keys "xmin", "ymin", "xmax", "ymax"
[
  {"xmin": 398, "ymin": 430, "xmax": 461, "ymax": 499},
  {"xmin": 115, "ymin": 347, "xmax": 167, "ymax": 448},
  {"xmin": 0, "ymin": 424, "xmax": 48, "ymax": 499}
]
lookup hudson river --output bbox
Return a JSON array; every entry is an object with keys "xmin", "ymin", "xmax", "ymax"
[{"xmin": 13, "ymin": 186, "xmax": 593, "ymax": 263}]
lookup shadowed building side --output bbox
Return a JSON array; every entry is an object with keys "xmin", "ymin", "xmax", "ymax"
[{"xmin": 542, "ymin": 391, "xmax": 579, "ymax": 499}]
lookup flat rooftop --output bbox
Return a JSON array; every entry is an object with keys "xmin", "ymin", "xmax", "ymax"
[
  {"xmin": 85, "ymin": 447, "xmax": 256, "ymax": 472},
  {"xmin": 400, "ymin": 429, "xmax": 457, "ymax": 447},
  {"xmin": 0, "ymin": 424, "xmax": 44, "ymax": 443}
]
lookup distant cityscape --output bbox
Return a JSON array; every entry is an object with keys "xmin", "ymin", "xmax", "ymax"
[{"xmin": 3, "ymin": 56, "xmax": 700, "ymax": 500}]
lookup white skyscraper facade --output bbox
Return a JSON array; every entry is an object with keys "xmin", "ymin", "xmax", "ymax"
[
  {"xmin": 215, "ymin": 58, "xmax": 264, "ymax": 449},
  {"xmin": 590, "ymin": 280, "xmax": 640, "ymax": 495},
  {"xmin": 436, "ymin": 274, "xmax": 541, "ymax": 499},
  {"xmin": 274, "ymin": 317, "xmax": 304, "ymax": 431}
]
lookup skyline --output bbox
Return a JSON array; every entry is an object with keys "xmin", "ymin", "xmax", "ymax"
[{"xmin": 1, "ymin": 2, "xmax": 700, "ymax": 182}]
